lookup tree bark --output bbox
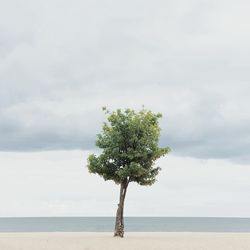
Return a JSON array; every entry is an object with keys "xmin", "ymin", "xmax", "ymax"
[{"xmin": 114, "ymin": 180, "xmax": 128, "ymax": 237}]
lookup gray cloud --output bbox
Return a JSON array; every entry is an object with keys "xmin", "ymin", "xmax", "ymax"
[{"xmin": 1, "ymin": 0, "xmax": 250, "ymax": 162}]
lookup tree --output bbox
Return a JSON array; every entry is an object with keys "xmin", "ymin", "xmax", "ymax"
[{"xmin": 87, "ymin": 108, "xmax": 170, "ymax": 237}]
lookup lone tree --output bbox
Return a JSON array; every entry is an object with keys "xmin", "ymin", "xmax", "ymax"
[{"xmin": 87, "ymin": 108, "xmax": 170, "ymax": 237}]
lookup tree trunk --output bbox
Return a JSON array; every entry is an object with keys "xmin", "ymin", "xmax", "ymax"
[{"xmin": 114, "ymin": 180, "xmax": 128, "ymax": 237}]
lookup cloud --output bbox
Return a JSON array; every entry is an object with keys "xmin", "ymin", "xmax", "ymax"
[
  {"xmin": 0, "ymin": 151, "xmax": 250, "ymax": 217},
  {"xmin": 0, "ymin": 0, "xmax": 250, "ymax": 162}
]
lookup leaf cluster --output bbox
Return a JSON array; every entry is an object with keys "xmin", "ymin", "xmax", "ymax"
[{"xmin": 87, "ymin": 108, "xmax": 170, "ymax": 185}]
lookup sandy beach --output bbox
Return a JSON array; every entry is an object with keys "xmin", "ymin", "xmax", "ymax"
[{"xmin": 0, "ymin": 232, "xmax": 250, "ymax": 250}]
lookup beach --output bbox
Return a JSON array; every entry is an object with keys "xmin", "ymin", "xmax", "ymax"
[{"xmin": 0, "ymin": 232, "xmax": 250, "ymax": 250}]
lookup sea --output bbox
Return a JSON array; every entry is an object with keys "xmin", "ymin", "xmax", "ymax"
[{"xmin": 0, "ymin": 217, "xmax": 250, "ymax": 232}]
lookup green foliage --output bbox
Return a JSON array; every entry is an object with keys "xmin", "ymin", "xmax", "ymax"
[{"xmin": 87, "ymin": 108, "xmax": 170, "ymax": 186}]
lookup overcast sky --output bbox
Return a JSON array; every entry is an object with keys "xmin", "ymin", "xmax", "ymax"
[{"xmin": 1, "ymin": 0, "xmax": 250, "ymax": 217}]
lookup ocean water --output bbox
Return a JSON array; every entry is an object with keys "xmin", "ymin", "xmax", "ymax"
[{"xmin": 0, "ymin": 217, "xmax": 250, "ymax": 232}]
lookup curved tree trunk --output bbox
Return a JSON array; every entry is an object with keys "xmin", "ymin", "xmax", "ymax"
[{"xmin": 114, "ymin": 180, "xmax": 129, "ymax": 237}]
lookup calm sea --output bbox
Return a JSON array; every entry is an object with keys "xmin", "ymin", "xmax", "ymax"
[{"xmin": 0, "ymin": 217, "xmax": 250, "ymax": 232}]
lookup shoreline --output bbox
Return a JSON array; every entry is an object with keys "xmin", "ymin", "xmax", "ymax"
[{"xmin": 0, "ymin": 232, "xmax": 250, "ymax": 250}]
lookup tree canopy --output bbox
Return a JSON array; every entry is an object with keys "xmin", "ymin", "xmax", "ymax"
[{"xmin": 87, "ymin": 108, "xmax": 170, "ymax": 186}]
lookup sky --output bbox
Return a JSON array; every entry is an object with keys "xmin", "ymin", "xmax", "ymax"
[{"xmin": 0, "ymin": 0, "xmax": 250, "ymax": 217}]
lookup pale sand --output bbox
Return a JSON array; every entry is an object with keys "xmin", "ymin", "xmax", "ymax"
[{"xmin": 0, "ymin": 232, "xmax": 250, "ymax": 250}]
